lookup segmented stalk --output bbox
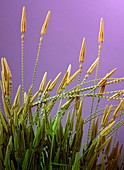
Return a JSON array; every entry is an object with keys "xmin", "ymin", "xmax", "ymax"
[
  {"xmin": 31, "ymin": 37, "xmax": 43, "ymax": 95},
  {"xmin": 21, "ymin": 34, "xmax": 25, "ymax": 103},
  {"xmin": 87, "ymin": 44, "xmax": 102, "ymax": 145}
]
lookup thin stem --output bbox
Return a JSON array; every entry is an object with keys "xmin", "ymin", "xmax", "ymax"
[
  {"xmin": 21, "ymin": 34, "xmax": 25, "ymax": 103},
  {"xmin": 31, "ymin": 37, "xmax": 43, "ymax": 95}
]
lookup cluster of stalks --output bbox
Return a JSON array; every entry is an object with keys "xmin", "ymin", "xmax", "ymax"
[{"xmin": 0, "ymin": 6, "xmax": 124, "ymax": 170}]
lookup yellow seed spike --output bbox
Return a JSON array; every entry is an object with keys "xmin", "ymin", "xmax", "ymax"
[
  {"xmin": 24, "ymin": 92, "xmax": 27, "ymax": 103},
  {"xmin": 79, "ymin": 37, "xmax": 86, "ymax": 62},
  {"xmin": 98, "ymin": 18, "xmax": 104, "ymax": 43},
  {"xmin": 61, "ymin": 98, "xmax": 74, "ymax": 109},
  {"xmin": 39, "ymin": 72, "xmax": 47, "ymax": 92},
  {"xmin": 98, "ymin": 68, "xmax": 117, "ymax": 87},
  {"xmin": 1, "ymin": 58, "xmax": 7, "ymax": 81},
  {"xmin": 21, "ymin": 6, "xmax": 26, "ymax": 33},
  {"xmin": 1, "ymin": 58, "xmax": 4, "ymax": 72},
  {"xmin": 3, "ymin": 58, "xmax": 12, "ymax": 79},
  {"xmin": 113, "ymin": 98, "xmax": 124, "ymax": 118},
  {"xmin": 97, "ymin": 136, "xmax": 112, "ymax": 154},
  {"xmin": 104, "ymin": 105, "xmax": 113, "ymax": 127},
  {"xmin": 48, "ymin": 72, "xmax": 61, "ymax": 91},
  {"xmin": 106, "ymin": 68, "xmax": 117, "ymax": 78},
  {"xmin": 41, "ymin": 11, "xmax": 51, "ymax": 35},
  {"xmin": 1, "ymin": 71, "xmax": 6, "ymax": 95},
  {"xmin": 30, "ymin": 91, "xmax": 39, "ymax": 103},
  {"xmin": 87, "ymin": 57, "xmax": 100, "ymax": 75},
  {"xmin": 100, "ymin": 121, "xmax": 115, "ymax": 136},
  {"xmin": 108, "ymin": 92, "xmax": 120, "ymax": 101},
  {"xmin": 43, "ymin": 79, "xmax": 51, "ymax": 95},
  {"xmin": 67, "ymin": 64, "xmax": 72, "ymax": 79},
  {"xmin": 13, "ymin": 85, "xmax": 21, "ymax": 108},
  {"xmin": 75, "ymin": 95, "xmax": 80, "ymax": 110},
  {"xmin": 66, "ymin": 69, "xmax": 81, "ymax": 86},
  {"xmin": 101, "ymin": 105, "xmax": 108, "ymax": 127},
  {"xmin": 57, "ymin": 71, "xmax": 68, "ymax": 94},
  {"xmin": 98, "ymin": 85, "xmax": 105, "ymax": 97}
]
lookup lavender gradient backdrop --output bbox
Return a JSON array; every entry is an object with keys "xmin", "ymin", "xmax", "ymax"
[{"xmin": 0, "ymin": 0, "xmax": 124, "ymax": 151}]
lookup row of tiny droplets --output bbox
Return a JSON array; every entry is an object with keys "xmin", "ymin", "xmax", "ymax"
[{"xmin": 20, "ymin": 6, "xmax": 51, "ymax": 102}]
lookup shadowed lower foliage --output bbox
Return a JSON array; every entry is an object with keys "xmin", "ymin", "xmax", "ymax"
[{"xmin": 0, "ymin": 6, "xmax": 124, "ymax": 170}]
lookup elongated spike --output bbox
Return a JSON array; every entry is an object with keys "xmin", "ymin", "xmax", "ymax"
[
  {"xmin": 3, "ymin": 58, "xmax": 12, "ymax": 79},
  {"xmin": 43, "ymin": 79, "xmax": 51, "ymax": 95},
  {"xmin": 98, "ymin": 85, "xmax": 105, "ymax": 97},
  {"xmin": 1, "ymin": 71, "xmax": 6, "ymax": 94},
  {"xmin": 21, "ymin": 7, "xmax": 26, "ymax": 33},
  {"xmin": 41, "ymin": 11, "xmax": 51, "ymax": 35},
  {"xmin": 66, "ymin": 69, "xmax": 81, "ymax": 86},
  {"xmin": 30, "ymin": 91, "xmax": 39, "ymax": 103},
  {"xmin": 39, "ymin": 72, "xmax": 47, "ymax": 92},
  {"xmin": 101, "ymin": 105, "xmax": 108, "ymax": 127},
  {"xmin": 108, "ymin": 92, "xmax": 120, "ymax": 101},
  {"xmin": 48, "ymin": 72, "xmax": 61, "ymax": 91},
  {"xmin": 1, "ymin": 58, "xmax": 7, "ymax": 80},
  {"xmin": 97, "ymin": 136, "xmax": 112, "ymax": 153},
  {"xmin": 103, "ymin": 105, "xmax": 113, "ymax": 127},
  {"xmin": 13, "ymin": 85, "xmax": 21, "ymax": 108},
  {"xmin": 57, "ymin": 71, "xmax": 68, "ymax": 94},
  {"xmin": 113, "ymin": 98, "xmax": 124, "ymax": 118},
  {"xmin": 98, "ymin": 68, "xmax": 117, "ymax": 87},
  {"xmin": 100, "ymin": 121, "xmax": 115, "ymax": 136},
  {"xmin": 79, "ymin": 37, "xmax": 86, "ymax": 62},
  {"xmin": 67, "ymin": 64, "xmax": 72, "ymax": 79},
  {"xmin": 23, "ymin": 92, "xmax": 27, "ymax": 103},
  {"xmin": 87, "ymin": 57, "xmax": 100, "ymax": 75},
  {"xmin": 98, "ymin": 18, "xmax": 104, "ymax": 43},
  {"xmin": 60, "ymin": 98, "xmax": 74, "ymax": 110}
]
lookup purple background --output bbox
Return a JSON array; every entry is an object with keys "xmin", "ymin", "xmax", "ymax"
[{"xmin": 0, "ymin": 0, "xmax": 124, "ymax": 154}]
